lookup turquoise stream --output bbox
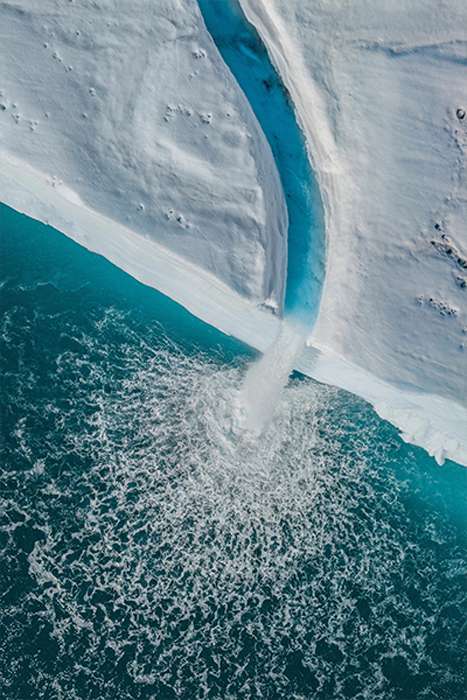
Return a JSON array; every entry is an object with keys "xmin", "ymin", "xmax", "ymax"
[
  {"xmin": 198, "ymin": 0, "xmax": 325, "ymax": 323},
  {"xmin": 1, "ymin": 203, "xmax": 466, "ymax": 699}
]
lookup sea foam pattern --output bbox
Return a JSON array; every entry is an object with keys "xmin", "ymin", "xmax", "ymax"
[
  {"xmin": 1, "ymin": 204, "xmax": 466, "ymax": 699},
  {"xmin": 1, "ymin": 300, "xmax": 466, "ymax": 700}
]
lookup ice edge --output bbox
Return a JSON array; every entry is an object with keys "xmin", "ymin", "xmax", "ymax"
[{"xmin": 1, "ymin": 151, "xmax": 466, "ymax": 467}]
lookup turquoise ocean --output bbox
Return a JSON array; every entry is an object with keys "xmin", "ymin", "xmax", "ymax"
[{"xmin": 1, "ymin": 203, "xmax": 466, "ymax": 699}]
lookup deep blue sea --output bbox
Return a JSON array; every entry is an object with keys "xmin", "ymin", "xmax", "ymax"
[{"xmin": 1, "ymin": 204, "xmax": 466, "ymax": 699}]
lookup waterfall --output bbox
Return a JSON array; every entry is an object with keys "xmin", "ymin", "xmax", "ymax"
[{"xmin": 238, "ymin": 320, "xmax": 306, "ymax": 434}]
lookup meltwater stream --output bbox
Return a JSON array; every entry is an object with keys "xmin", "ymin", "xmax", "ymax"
[
  {"xmin": 198, "ymin": 0, "xmax": 325, "ymax": 324},
  {"xmin": 2, "ymin": 203, "xmax": 467, "ymax": 700},
  {"xmin": 197, "ymin": 0, "xmax": 326, "ymax": 427}
]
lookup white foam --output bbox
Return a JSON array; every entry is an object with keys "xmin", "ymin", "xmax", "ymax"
[
  {"xmin": 238, "ymin": 320, "xmax": 305, "ymax": 434},
  {"xmin": 1, "ymin": 310, "xmax": 461, "ymax": 697}
]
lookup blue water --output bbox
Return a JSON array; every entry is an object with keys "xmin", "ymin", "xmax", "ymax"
[
  {"xmin": 1, "ymin": 203, "xmax": 466, "ymax": 699},
  {"xmin": 198, "ymin": 0, "xmax": 325, "ymax": 324}
]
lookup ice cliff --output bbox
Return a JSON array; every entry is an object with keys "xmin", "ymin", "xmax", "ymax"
[{"xmin": 1, "ymin": 0, "xmax": 466, "ymax": 465}]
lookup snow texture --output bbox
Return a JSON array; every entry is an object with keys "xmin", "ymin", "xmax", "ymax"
[
  {"xmin": 0, "ymin": 0, "xmax": 286, "ymax": 306},
  {"xmin": 0, "ymin": 0, "xmax": 466, "ymax": 465},
  {"xmin": 241, "ymin": 0, "xmax": 467, "ymax": 465}
]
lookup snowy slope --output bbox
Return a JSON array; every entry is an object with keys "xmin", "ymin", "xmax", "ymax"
[
  {"xmin": 0, "ymin": 0, "xmax": 286, "ymax": 307},
  {"xmin": 1, "ymin": 0, "xmax": 466, "ymax": 465},
  {"xmin": 241, "ymin": 0, "xmax": 467, "ymax": 463}
]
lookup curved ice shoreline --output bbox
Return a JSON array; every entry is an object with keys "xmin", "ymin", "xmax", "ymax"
[
  {"xmin": 2, "ymin": 153, "xmax": 466, "ymax": 466},
  {"xmin": 2, "ymin": 152, "xmax": 467, "ymax": 465},
  {"xmin": 1, "ymin": 0, "xmax": 466, "ymax": 466}
]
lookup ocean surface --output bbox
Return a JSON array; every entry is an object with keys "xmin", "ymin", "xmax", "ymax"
[{"xmin": 1, "ymin": 203, "xmax": 466, "ymax": 699}]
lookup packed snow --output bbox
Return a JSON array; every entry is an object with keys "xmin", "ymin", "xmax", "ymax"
[
  {"xmin": 0, "ymin": 0, "xmax": 466, "ymax": 465},
  {"xmin": 0, "ymin": 0, "xmax": 286, "ymax": 307},
  {"xmin": 241, "ymin": 0, "xmax": 467, "ymax": 464}
]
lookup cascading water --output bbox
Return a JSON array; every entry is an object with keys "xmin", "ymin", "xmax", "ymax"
[{"xmin": 238, "ymin": 321, "xmax": 306, "ymax": 434}]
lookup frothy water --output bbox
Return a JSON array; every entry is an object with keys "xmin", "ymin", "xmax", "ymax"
[
  {"xmin": 238, "ymin": 321, "xmax": 305, "ymax": 434},
  {"xmin": 2, "ymin": 306, "xmax": 466, "ymax": 699},
  {"xmin": 1, "ymin": 205, "xmax": 466, "ymax": 700}
]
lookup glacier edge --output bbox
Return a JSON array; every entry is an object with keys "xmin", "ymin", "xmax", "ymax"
[
  {"xmin": 1, "ymin": 0, "xmax": 466, "ymax": 466},
  {"xmin": 2, "ymin": 151, "xmax": 466, "ymax": 467}
]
